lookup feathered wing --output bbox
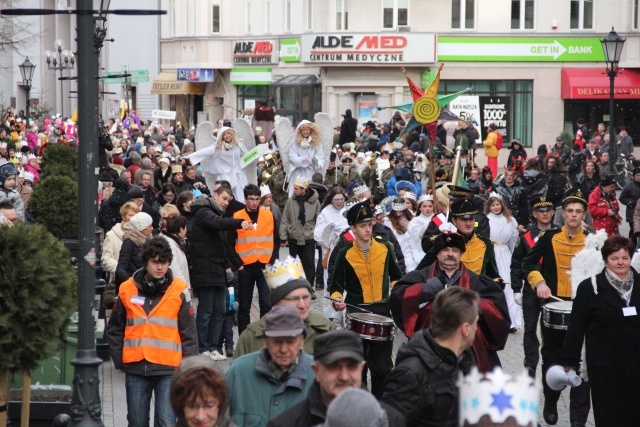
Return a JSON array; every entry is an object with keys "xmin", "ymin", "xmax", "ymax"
[
  {"xmin": 233, "ymin": 118, "xmax": 258, "ymax": 186},
  {"xmin": 570, "ymin": 229, "xmax": 608, "ymax": 299},
  {"xmin": 192, "ymin": 121, "xmax": 217, "ymax": 190},
  {"xmin": 314, "ymin": 112, "xmax": 334, "ymax": 179},
  {"xmin": 275, "ymin": 116, "xmax": 294, "ymax": 175},
  {"xmin": 194, "ymin": 121, "xmax": 215, "ymax": 151}
]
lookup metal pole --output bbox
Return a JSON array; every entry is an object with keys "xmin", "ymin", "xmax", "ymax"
[
  {"xmin": 60, "ymin": 67, "xmax": 64, "ymax": 118},
  {"xmin": 69, "ymin": 0, "xmax": 104, "ymax": 425},
  {"xmin": 25, "ymin": 85, "xmax": 30, "ymax": 123},
  {"xmin": 609, "ymin": 71, "xmax": 616, "ymax": 174}
]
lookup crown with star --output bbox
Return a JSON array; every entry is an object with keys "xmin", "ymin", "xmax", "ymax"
[
  {"xmin": 458, "ymin": 367, "xmax": 539, "ymax": 427},
  {"xmin": 263, "ymin": 256, "xmax": 306, "ymax": 290}
]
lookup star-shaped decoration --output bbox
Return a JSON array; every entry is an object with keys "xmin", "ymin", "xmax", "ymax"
[
  {"xmin": 471, "ymin": 397, "xmax": 480, "ymax": 409},
  {"xmin": 490, "ymin": 388, "xmax": 513, "ymax": 415}
]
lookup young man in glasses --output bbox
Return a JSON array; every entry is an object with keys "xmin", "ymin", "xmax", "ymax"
[{"xmin": 522, "ymin": 187, "xmax": 591, "ymax": 427}]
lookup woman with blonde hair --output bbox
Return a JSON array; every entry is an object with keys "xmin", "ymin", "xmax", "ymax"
[
  {"xmin": 384, "ymin": 197, "xmax": 417, "ymax": 271},
  {"xmin": 159, "ymin": 203, "xmax": 180, "ymax": 230},
  {"xmin": 287, "ymin": 120, "xmax": 325, "ymax": 197},
  {"xmin": 484, "ymin": 192, "xmax": 520, "ymax": 332}
]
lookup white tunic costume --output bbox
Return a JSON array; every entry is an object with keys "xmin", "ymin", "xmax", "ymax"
[
  {"xmin": 407, "ymin": 213, "xmax": 434, "ymax": 270},
  {"xmin": 288, "ymin": 120, "xmax": 325, "ymax": 197}
]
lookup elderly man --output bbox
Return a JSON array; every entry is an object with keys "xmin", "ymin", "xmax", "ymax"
[
  {"xmin": 234, "ymin": 256, "xmax": 334, "ymax": 358},
  {"xmin": 390, "ymin": 232, "xmax": 510, "ymax": 372},
  {"xmin": 268, "ymin": 331, "xmax": 406, "ymax": 427},
  {"xmin": 384, "ymin": 287, "xmax": 479, "ymax": 427},
  {"xmin": 226, "ymin": 304, "xmax": 315, "ymax": 427}
]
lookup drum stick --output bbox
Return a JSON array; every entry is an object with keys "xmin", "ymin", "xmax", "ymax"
[
  {"xmin": 324, "ymin": 296, "xmax": 373, "ymax": 314},
  {"xmin": 548, "ymin": 295, "xmax": 565, "ymax": 302}
]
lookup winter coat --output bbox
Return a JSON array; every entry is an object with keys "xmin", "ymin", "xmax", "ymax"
[
  {"xmin": 617, "ymin": 134, "xmax": 634, "ymax": 158},
  {"xmin": 189, "ymin": 197, "xmax": 244, "ymax": 288},
  {"xmin": 99, "ymin": 187, "xmax": 130, "ymax": 232},
  {"xmin": 160, "ymin": 231, "xmax": 191, "ymax": 288},
  {"xmin": 280, "ymin": 188, "xmax": 321, "ymax": 245},
  {"xmin": 154, "ymin": 167, "xmax": 171, "ymax": 189},
  {"xmin": 518, "ymin": 170, "xmax": 548, "ymax": 218},
  {"xmin": 376, "ymin": 132, "xmax": 391, "ymax": 148},
  {"xmin": 507, "ymin": 146, "xmax": 527, "ymax": 169},
  {"xmin": 545, "ymin": 169, "xmax": 569, "ymax": 208},
  {"xmin": 307, "ymin": 183, "xmax": 328, "ymax": 204},
  {"xmin": 0, "ymin": 188, "xmax": 24, "ymax": 222},
  {"xmin": 588, "ymin": 186, "xmax": 620, "ymax": 236},
  {"xmin": 495, "ymin": 181, "xmax": 528, "ymax": 226},
  {"xmin": 102, "ymin": 222, "xmax": 125, "ymax": 279},
  {"xmin": 568, "ymin": 152, "xmax": 587, "ymax": 182},
  {"xmin": 115, "ymin": 227, "xmax": 147, "ymax": 289},
  {"xmin": 338, "ymin": 115, "xmax": 358, "ymax": 145},
  {"xmin": 482, "ymin": 131, "xmax": 499, "ymax": 158},
  {"xmin": 551, "ymin": 143, "xmax": 572, "ymax": 165},
  {"xmin": 382, "ymin": 329, "xmax": 474, "ymax": 427},
  {"xmin": 106, "ymin": 268, "xmax": 198, "ymax": 376},
  {"xmin": 576, "ymin": 173, "xmax": 600, "ymax": 199},
  {"xmin": 619, "ymin": 179, "xmax": 640, "ymax": 225}
]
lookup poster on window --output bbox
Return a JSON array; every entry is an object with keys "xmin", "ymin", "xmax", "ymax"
[
  {"xmin": 447, "ymin": 95, "xmax": 481, "ymax": 127},
  {"xmin": 357, "ymin": 102, "xmax": 377, "ymax": 120},
  {"xmin": 108, "ymin": 99, "xmax": 120, "ymax": 121},
  {"xmin": 479, "ymin": 96, "xmax": 510, "ymax": 142}
]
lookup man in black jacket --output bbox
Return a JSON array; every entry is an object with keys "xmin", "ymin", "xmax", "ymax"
[
  {"xmin": 190, "ymin": 186, "xmax": 253, "ymax": 361},
  {"xmin": 268, "ymin": 331, "xmax": 406, "ymax": 427},
  {"xmin": 383, "ymin": 287, "xmax": 478, "ymax": 427},
  {"xmin": 619, "ymin": 167, "xmax": 640, "ymax": 242}
]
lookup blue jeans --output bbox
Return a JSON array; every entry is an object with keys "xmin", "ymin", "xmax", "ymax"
[
  {"xmin": 195, "ymin": 286, "xmax": 226, "ymax": 353},
  {"xmin": 237, "ymin": 266, "xmax": 272, "ymax": 334},
  {"xmin": 125, "ymin": 374, "xmax": 175, "ymax": 427}
]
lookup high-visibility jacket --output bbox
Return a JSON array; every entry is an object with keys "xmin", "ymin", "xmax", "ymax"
[
  {"xmin": 119, "ymin": 278, "xmax": 186, "ymax": 367},
  {"xmin": 233, "ymin": 208, "xmax": 274, "ymax": 265}
]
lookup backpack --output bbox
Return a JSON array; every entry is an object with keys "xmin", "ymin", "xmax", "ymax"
[{"xmin": 495, "ymin": 131, "xmax": 503, "ymax": 150}]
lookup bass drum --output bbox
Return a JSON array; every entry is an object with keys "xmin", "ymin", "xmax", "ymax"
[{"xmin": 346, "ymin": 312, "xmax": 396, "ymax": 341}]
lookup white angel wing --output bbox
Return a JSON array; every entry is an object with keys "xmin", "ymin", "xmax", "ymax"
[
  {"xmin": 194, "ymin": 121, "xmax": 215, "ymax": 151},
  {"xmin": 570, "ymin": 229, "xmax": 608, "ymax": 298},
  {"xmin": 191, "ymin": 121, "xmax": 217, "ymax": 189},
  {"xmin": 233, "ymin": 118, "xmax": 258, "ymax": 186},
  {"xmin": 314, "ymin": 112, "xmax": 334, "ymax": 179},
  {"xmin": 275, "ymin": 116, "xmax": 294, "ymax": 175}
]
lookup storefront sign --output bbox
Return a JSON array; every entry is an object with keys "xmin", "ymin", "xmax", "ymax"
[
  {"xmin": 447, "ymin": 95, "xmax": 481, "ymax": 127},
  {"xmin": 301, "ymin": 33, "xmax": 436, "ymax": 63},
  {"xmin": 562, "ymin": 68, "xmax": 640, "ymax": 99},
  {"xmin": 151, "ymin": 110, "xmax": 177, "ymax": 120},
  {"xmin": 480, "ymin": 97, "xmax": 510, "ymax": 141},
  {"xmin": 280, "ymin": 39, "xmax": 301, "ymax": 62},
  {"xmin": 230, "ymin": 68, "xmax": 272, "ymax": 85},
  {"xmin": 438, "ymin": 37, "xmax": 605, "ymax": 62},
  {"xmin": 233, "ymin": 40, "xmax": 277, "ymax": 64},
  {"xmin": 177, "ymin": 69, "xmax": 214, "ymax": 82}
]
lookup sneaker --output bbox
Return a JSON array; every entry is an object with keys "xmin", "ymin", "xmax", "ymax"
[
  {"xmin": 209, "ymin": 350, "xmax": 227, "ymax": 361},
  {"xmin": 200, "ymin": 351, "xmax": 212, "ymax": 358},
  {"xmin": 225, "ymin": 347, "xmax": 234, "ymax": 358}
]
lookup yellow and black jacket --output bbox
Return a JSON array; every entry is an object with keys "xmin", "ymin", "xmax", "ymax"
[
  {"xmin": 330, "ymin": 237, "xmax": 403, "ymax": 306},
  {"xmin": 522, "ymin": 226, "xmax": 588, "ymax": 298}
]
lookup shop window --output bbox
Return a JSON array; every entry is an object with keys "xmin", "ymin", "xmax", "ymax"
[
  {"xmin": 212, "ymin": 3, "xmax": 220, "ymax": 33},
  {"xmin": 237, "ymin": 85, "xmax": 269, "ymax": 114},
  {"xmin": 336, "ymin": 0, "xmax": 349, "ymax": 31},
  {"xmin": 383, "ymin": 0, "xmax": 409, "ymax": 29},
  {"xmin": 511, "ymin": 0, "xmax": 534, "ymax": 30},
  {"xmin": 570, "ymin": 0, "xmax": 593, "ymax": 30},
  {"xmin": 452, "ymin": 0, "xmax": 475, "ymax": 29}
]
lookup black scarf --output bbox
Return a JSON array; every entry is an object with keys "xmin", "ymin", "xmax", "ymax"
[{"xmin": 297, "ymin": 189, "xmax": 312, "ymax": 225}]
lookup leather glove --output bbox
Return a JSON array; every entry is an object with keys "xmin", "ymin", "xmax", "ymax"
[
  {"xmin": 422, "ymin": 277, "xmax": 444, "ymax": 295},
  {"xmin": 514, "ymin": 292, "xmax": 523, "ymax": 306}
]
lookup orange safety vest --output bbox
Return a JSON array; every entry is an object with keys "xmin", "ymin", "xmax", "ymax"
[
  {"xmin": 233, "ymin": 208, "xmax": 274, "ymax": 265},
  {"xmin": 119, "ymin": 278, "xmax": 186, "ymax": 367}
]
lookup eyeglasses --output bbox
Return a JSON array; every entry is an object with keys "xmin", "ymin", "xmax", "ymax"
[
  {"xmin": 564, "ymin": 209, "xmax": 585, "ymax": 215},
  {"xmin": 282, "ymin": 294, "xmax": 311, "ymax": 303},
  {"xmin": 332, "ymin": 198, "xmax": 345, "ymax": 202}
]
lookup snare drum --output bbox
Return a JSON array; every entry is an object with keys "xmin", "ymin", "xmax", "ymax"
[
  {"xmin": 542, "ymin": 301, "xmax": 573, "ymax": 330},
  {"xmin": 346, "ymin": 312, "xmax": 396, "ymax": 341}
]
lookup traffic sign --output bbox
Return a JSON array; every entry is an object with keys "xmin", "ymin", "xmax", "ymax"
[
  {"xmin": 437, "ymin": 37, "xmax": 605, "ymax": 62},
  {"xmin": 103, "ymin": 70, "xmax": 149, "ymax": 84}
]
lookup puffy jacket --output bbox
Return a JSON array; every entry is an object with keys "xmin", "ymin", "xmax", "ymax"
[
  {"xmin": 190, "ymin": 197, "xmax": 244, "ymax": 288},
  {"xmin": 102, "ymin": 222, "xmax": 125, "ymax": 279},
  {"xmin": 588, "ymin": 187, "xmax": 620, "ymax": 236},
  {"xmin": 482, "ymin": 131, "xmax": 499, "ymax": 158},
  {"xmin": 518, "ymin": 170, "xmax": 548, "ymax": 218},
  {"xmin": 98, "ymin": 187, "xmax": 130, "ymax": 232},
  {"xmin": 382, "ymin": 329, "xmax": 474, "ymax": 427},
  {"xmin": 280, "ymin": 188, "xmax": 321, "ymax": 245}
]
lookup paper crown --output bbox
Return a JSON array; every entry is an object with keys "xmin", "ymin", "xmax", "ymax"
[
  {"xmin": 418, "ymin": 194, "xmax": 434, "ymax": 204},
  {"xmin": 23, "ymin": 171, "xmax": 34, "ymax": 182},
  {"xmin": 403, "ymin": 192, "xmax": 417, "ymax": 201},
  {"xmin": 353, "ymin": 184, "xmax": 369, "ymax": 196},
  {"xmin": 341, "ymin": 200, "xmax": 359, "ymax": 218},
  {"xmin": 391, "ymin": 201, "xmax": 407, "ymax": 211},
  {"xmin": 260, "ymin": 184, "xmax": 271, "ymax": 197},
  {"xmin": 374, "ymin": 204, "xmax": 384, "ymax": 215},
  {"xmin": 171, "ymin": 164, "xmax": 183, "ymax": 174},
  {"xmin": 294, "ymin": 175, "xmax": 310, "ymax": 188},
  {"xmin": 459, "ymin": 367, "xmax": 539, "ymax": 427},
  {"xmin": 488, "ymin": 191, "xmax": 503, "ymax": 200},
  {"xmin": 27, "ymin": 153, "xmax": 37, "ymax": 160},
  {"xmin": 263, "ymin": 256, "xmax": 306, "ymax": 290}
]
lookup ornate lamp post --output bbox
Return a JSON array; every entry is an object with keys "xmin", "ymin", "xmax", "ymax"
[
  {"xmin": 600, "ymin": 27, "xmax": 626, "ymax": 174},
  {"xmin": 44, "ymin": 39, "xmax": 75, "ymax": 118},
  {"xmin": 18, "ymin": 57, "xmax": 35, "ymax": 122}
]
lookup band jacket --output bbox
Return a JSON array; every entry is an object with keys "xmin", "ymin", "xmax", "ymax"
[
  {"xmin": 233, "ymin": 312, "xmax": 335, "ymax": 360},
  {"xmin": 522, "ymin": 226, "xmax": 588, "ymax": 298},
  {"xmin": 417, "ymin": 232, "xmax": 500, "ymax": 280},
  {"xmin": 510, "ymin": 224, "xmax": 557, "ymax": 293},
  {"xmin": 330, "ymin": 237, "xmax": 403, "ymax": 306}
]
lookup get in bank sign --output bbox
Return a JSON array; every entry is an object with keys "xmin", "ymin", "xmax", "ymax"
[{"xmin": 301, "ymin": 33, "xmax": 436, "ymax": 64}]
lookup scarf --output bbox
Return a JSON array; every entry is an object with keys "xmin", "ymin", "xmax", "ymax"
[
  {"xmin": 299, "ymin": 137, "xmax": 311, "ymax": 148},
  {"xmin": 605, "ymin": 268, "xmax": 634, "ymax": 303},
  {"xmin": 123, "ymin": 222, "xmax": 149, "ymax": 247},
  {"xmin": 296, "ymin": 190, "xmax": 312, "ymax": 226}
]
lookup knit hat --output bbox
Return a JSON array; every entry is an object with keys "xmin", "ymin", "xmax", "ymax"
[
  {"xmin": 112, "ymin": 156, "xmax": 124, "ymax": 166},
  {"xmin": 129, "ymin": 212, "xmax": 153, "ymax": 231},
  {"xmin": 141, "ymin": 158, "xmax": 152, "ymax": 169},
  {"xmin": 264, "ymin": 256, "xmax": 313, "ymax": 306},
  {"xmin": 324, "ymin": 388, "xmax": 388, "ymax": 427},
  {"xmin": 260, "ymin": 184, "xmax": 271, "ymax": 197},
  {"xmin": 0, "ymin": 160, "xmax": 16, "ymax": 188},
  {"xmin": 129, "ymin": 151, "xmax": 142, "ymax": 162}
]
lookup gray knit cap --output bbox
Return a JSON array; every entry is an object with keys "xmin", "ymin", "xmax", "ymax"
[{"xmin": 325, "ymin": 388, "xmax": 388, "ymax": 427}]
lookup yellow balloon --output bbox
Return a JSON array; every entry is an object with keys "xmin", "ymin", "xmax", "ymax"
[{"xmin": 413, "ymin": 96, "xmax": 440, "ymax": 124}]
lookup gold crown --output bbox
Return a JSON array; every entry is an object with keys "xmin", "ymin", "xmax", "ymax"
[
  {"xmin": 294, "ymin": 175, "xmax": 310, "ymax": 188},
  {"xmin": 171, "ymin": 164, "xmax": 183, "ymax": 174},
  {"xmin": 263, "ymin": 256, "xmax": 306, "ymax": 290}
]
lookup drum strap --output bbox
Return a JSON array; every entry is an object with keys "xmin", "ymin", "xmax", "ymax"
[{"xmin": 523, "ymin": 231, "xmax": 543, "ymax": 264}]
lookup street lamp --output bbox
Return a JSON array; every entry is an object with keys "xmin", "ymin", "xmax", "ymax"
[
  {"xmin": 44, "ymin": 39, "xmax": 75, "ymax": 117},
  {"xmin": 18, "ymin": 57, "xmax": 36, "ymax": 123},
  {"xmin": 600, "ymin": 27, "xmax": 626, "ymax": 174}
]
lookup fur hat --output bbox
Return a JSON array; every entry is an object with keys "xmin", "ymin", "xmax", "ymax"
[
  {"xmin": 129, "ymin": 212, "xmax": 153, "ymax": 231},
  {"xmin": 431, "ymin": 232, "xmax": 466, "ymax": 255},
  {"xmin": 600, "ymin": 174, "xmax": 617, "ymax": 187}
]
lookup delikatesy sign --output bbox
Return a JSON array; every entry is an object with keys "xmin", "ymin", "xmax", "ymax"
[{"xmin": 301, "ymin": 33, "xmax": 436, "ymax": 64}]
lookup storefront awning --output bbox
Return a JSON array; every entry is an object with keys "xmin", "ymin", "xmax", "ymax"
[
  {"xmin": 561, "ymin": 68, "xmax": 640, "ymax": 100},
  {"xmin": 151, "ymin": 71, "xmax": 205, "ymax": 95}
]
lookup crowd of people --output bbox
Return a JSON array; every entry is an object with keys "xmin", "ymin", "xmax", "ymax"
[{"xmin": 3, "ymin": 104, "xmax": 640, "ymax": 427}]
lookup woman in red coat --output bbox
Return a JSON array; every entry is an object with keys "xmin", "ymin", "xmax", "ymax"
[{"xmin": 588, "ymin": 174, "xmax": 622, "ymax": 236}]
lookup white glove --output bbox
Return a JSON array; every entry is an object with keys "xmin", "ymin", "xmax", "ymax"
[
  {"xmin": 438, "ymin": 222, "xmax": 458, "ymax": 233},
  {"xmin": 514, "ymin": 292, "xmax": 523, "ymax": 306}
]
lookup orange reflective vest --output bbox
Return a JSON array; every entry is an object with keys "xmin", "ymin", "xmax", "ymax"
[
  {"xmin": 119, "ymin": 278, "xmax": 187, "ymax": 367},
  {"xmin": 234, "ymin": 208, "xmax": 274, "ymax": 265}
]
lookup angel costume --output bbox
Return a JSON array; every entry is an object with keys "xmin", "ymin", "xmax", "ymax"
[
  {"xmin": 487, "ymin": 211, "xmax": 521, "ymax": 329},
  {"xmin": 287, "ymin": 120, "xmax": 325, "ymax": 197},
  {"xmin": 406, "ymin": 212, "xmax": 434, "ymax": 271},
  {"xmin": 384, "ymin": 216, "xmax": 417, "ymax": 272}
]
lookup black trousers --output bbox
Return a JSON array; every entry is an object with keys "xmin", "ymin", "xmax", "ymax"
[
  {"xmin": 288, "ymin": 240, "xmax": 316, "ymax": 288},
  {"xmin": 315, "ymin": 246, "xmax": 324, "ymax": 288},
  {"xmin": 540, "ymin": 324, "xmax": 591, "ymax": 423},
  {"xmin": 522, "ymin": 286, "xmax": 542, "ymax": 372}
]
